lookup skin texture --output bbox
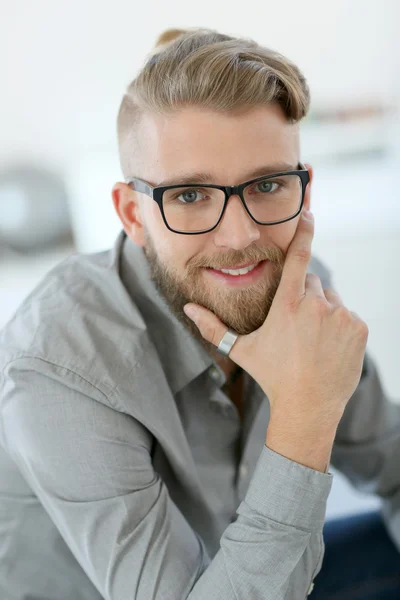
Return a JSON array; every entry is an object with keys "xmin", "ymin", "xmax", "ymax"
[{"xmin": 112, "ymin": 103, "xmax": 313, "ymax": 380}]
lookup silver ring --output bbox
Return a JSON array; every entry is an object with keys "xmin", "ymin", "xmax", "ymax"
[{"xmin": 217, "ymin": 328, "xmax": 239, "ymax": 357}]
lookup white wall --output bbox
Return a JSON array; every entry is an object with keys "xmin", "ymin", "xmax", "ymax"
[{"xmin": 1, "ymin": 0, "xmax": 399, "ymax": 170}]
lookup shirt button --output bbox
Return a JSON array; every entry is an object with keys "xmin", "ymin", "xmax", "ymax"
[
  {"xmin": 239, "ymin": 463, "xmax": 248, "ymax": 479},
  {"xmin": 307, "ymin": 581, "xmax": 315, "ymax": 595},
  {"xmin": 209, "ymin": 366, "xmax": 221, "ymax": 382}
]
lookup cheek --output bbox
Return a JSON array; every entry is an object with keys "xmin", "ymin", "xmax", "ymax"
[
  {"xmin": 145, "ymin": 202, "xmax": 204, "ymax": 268},
  {"xmin": 144, "ymin": 199, "xmax": 164, "ymax": 234},
  {"xmin": 267, "ymin": 219, "xmax": 300, "ymax": 254},
  {"xmin": 280, "ymin": 217, "xmax": 299, "ymax": 254},
  {"xmin": 143, "ymin": 201, "xmax": 172, "ymax": 254}
]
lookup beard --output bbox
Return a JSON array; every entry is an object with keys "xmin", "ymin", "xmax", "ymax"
[{"xmin": 142, "ymin": 226, "xmax": 285, "ymax": 355}]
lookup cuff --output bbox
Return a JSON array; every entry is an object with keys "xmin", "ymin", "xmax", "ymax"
[{"xmin": 239, "ymin": 444, "xmax": 333, "ymax": 532}]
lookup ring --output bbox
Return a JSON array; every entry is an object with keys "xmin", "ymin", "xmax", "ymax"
[{"xmin": 217, "ymin": 328, "xmax": 239, "ymax": 357}]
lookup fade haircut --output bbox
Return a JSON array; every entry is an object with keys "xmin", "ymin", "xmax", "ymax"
[{"xmin": 117, "ymin": 27, "xmax": 310, "ymax": 179}]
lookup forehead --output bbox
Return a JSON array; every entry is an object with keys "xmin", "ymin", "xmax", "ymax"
[{"xmin": 138, "ymin": 104, "xmax": 300, "ymax": 186}]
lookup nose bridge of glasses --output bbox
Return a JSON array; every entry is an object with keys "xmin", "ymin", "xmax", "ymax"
[
  {"xmin": 224, "ymin": 184, "xmax": 245, "ymax": 203},
  {"xmin": 220, "ymin": 185, "xmax": 255, "ymax": 225}
]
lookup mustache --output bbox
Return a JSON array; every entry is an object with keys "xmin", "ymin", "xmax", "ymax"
[{"xmin": 187, "ymin": 246, "xmax": 285, "ymax": 271}]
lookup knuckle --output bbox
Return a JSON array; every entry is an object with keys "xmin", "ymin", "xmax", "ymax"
[
  {"xmin": 333, "ymin": 307, "xmax": 369, "ymax": 338},
  {"xmin": 208, "ymin": 325, "xmax": 222, "ymax": 347},
  {"xmin": 355, "ymin": 318, "xmax": 369, "ymax": 338},
  {"xmin": 324, "ymin": 288, "xmax": 343, "ymax": 303},
  {"xmin": 333, "ymin": 304, "xmax": 352, "ymax": 322},
  {"xmin": 310, "ymin": 294, "xmax": 328, "ymax": 314},
  {"xmin": 285, "ymin": 297, "xmax": 301, "ymax": 313},
  {"xmin": 306, "ymin": 273, "xmax": 320, "ymax": 283},
  {"xmin": 323, "ymin": 286, "xmax": 336, "ymax": 296}
]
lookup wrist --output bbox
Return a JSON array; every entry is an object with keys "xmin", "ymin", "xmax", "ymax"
[{"xmin": 265, "ymin": 415, "xmax": 337, "ymax": 473}]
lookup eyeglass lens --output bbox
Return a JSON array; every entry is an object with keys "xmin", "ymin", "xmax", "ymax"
[{"xmin": 161, "ymin": 174, "xmax": 303, "ymax": 233}]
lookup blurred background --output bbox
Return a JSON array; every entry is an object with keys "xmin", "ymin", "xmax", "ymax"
[{"xmin": 1, "ymin": 0, "xmax": 399, "ymax": 519}]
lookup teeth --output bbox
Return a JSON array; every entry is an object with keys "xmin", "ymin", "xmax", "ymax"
[{"xmin": 219, "ymin": 263, "xmax": 259, "ymax": 276}]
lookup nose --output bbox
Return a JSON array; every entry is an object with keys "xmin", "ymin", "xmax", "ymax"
[{"xmin": 213, "ymin": 193, "xmax": 260, "ymax": 249}]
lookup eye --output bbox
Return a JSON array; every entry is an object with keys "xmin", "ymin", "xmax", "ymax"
[
  {"xmin": 255, "ymin": 180, "xmax": 280, "ymax": 193},
  {"xmin": 175, "ymin": 189, "xmax": 206, "ymax": 203}
]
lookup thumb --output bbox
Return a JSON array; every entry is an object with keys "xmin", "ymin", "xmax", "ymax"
[{"xmin": 183, "ymin": 303, "xmax": 242, "ymax": 362}]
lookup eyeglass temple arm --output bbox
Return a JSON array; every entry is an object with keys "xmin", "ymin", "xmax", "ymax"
[{"xmin": 126, "ymin": 178, "xmax": 155, "ymax": 198}]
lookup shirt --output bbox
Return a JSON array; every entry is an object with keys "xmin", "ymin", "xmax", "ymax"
[{"xmin": 1, "ymin": 229, "xmax": 399, "ymax": 600}]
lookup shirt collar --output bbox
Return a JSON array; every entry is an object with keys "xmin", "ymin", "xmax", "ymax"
[{"xmin": 118, "ymin": 229, "xmax": 220, "ymax": 395}]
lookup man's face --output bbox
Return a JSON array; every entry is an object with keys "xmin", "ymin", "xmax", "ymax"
[{"xmin": 114, "ymin": 104, "xmax": 312, "ymax": 348}]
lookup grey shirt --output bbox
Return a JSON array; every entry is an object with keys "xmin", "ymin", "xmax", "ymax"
[{"xmin": 0, "ymin": 229, "xmax": 399, "ymax": 600}]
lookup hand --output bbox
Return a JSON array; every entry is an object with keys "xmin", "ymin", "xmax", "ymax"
[{"xmin": 183, "ymin": 210, "xmax": 369, "ymax": 430}]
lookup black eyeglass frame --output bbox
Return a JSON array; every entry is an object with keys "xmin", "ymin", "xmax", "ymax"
[{"xmin": 125, "ymin": 162, "xmax": 310, "ymax": 235}]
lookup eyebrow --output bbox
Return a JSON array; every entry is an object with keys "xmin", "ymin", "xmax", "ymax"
[{"xmin": 156, "ymin": 162, "xmax": 300, "ymax": 187}]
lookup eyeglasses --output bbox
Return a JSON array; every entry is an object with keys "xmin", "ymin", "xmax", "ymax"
[{"xmin": 125, "ymin": 162, "xmax": 310, "ymax": 235}]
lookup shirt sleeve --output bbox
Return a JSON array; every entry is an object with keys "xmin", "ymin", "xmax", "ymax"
[
  {"xmin": 1, "ymin": 357, "xmax": 333, "ymax": 600},
  {"xmin": 330, "ymin": 348, "xmax": 400, "ymax": 550},
  {"xmin": 314, "ymin": 260, "xmax": 400, "ymax": 552}
]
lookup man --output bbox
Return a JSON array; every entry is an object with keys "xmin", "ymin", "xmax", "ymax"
[{"xmin": 1, "ymin": 27, "xmax": 400, "ymax": 600}]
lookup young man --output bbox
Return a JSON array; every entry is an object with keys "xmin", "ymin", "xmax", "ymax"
[{"xmin": 1, "ymin": 27, "xmax": 400, "ymax": 600}]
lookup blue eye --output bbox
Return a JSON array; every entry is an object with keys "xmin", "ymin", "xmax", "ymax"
[
  {"xmin": 178, "ymin": 190, "xmax": 200, "ymax": 203},
  {"xmin": 255, "ymin": 181, "xmax": 279, "ymax": 193}
]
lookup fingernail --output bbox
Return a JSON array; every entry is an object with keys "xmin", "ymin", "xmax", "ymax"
[
  {"xmin": 183, "ymin": 304, "xmax": 197, "ymax": 321},
  {"xmin": 302, "ymin": 210, "xmax": 313, "ymax": 219}
]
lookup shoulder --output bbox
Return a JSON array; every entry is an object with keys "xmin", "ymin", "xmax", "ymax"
[{"xmin": 0, "ymin": 248, "xmax": 153, "ymax": 397}]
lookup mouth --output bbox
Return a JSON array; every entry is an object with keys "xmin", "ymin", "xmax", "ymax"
[
  {"xmin": 208, "ymin": 261, "xmax": 259, "ymax": 275},
  {"xmin": 204, "ymin": 260, "xmax": 268, "ymax": 286}
]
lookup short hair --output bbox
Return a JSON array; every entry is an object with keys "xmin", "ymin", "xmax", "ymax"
[{"xmin": 117, "ymin": 27, "xmax": 310, "ymax": 179}]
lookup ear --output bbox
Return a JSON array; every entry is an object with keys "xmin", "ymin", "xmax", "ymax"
[
  {"xmin": 112, "ymin": 182, "xmax": 145, "ymax": 246},
  {"xmin": 302, "ymin": 162, "xmax": 313, "ymax": 212}
]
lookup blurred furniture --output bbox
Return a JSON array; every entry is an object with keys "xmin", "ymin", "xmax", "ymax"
[{"xmin": 0, "ymin": 165, "xmax": 72, "ymax": 253}]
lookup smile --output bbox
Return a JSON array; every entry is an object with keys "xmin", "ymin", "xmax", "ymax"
[
  {"xmin": 214, "ymin": 263, "xmax": 259, "ymax": 276},
  {"xmin": 205, "ymin": 260, "xmax": 268, "ymax": 286}
]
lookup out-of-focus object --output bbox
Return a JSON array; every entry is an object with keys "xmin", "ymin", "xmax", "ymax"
[
  {"xmin": 0, "ymin": 165, "xmax": 72, "ymax": 253},
  {"xmin": 65, "ymin": 149, "xmax": 123, "ymax": 253},
  {"xmin": 301, "ymin": 102, "xmax": 397, "ymax": 164}
]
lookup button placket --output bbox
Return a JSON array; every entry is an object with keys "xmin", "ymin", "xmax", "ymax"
[
  {"xmin": 208, "ymin": 365, "xmax": 226, "ymax": 388},
  {"xmin": 209, "ymin": 366, "xmax": 220, "ymax": 382}
]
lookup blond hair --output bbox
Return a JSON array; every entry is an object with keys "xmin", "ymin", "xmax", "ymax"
[{"xmin": 117, "ymin": 27, "xmax": 310, "ymax": 179}]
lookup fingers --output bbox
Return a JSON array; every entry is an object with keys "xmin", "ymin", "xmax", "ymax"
[
  {"xmin": 305, "ymin": 273, "xmax": 344, "ymax": 306},
  {"xmin": 324, "ymin": 288, "xmax": 344, "ymax": 306},
  {"xmin": 305, "ymin": 273, "xmax": 326, "ymax": 298},
  {"xmin": 306, "ymin": 280, "xmax": 364, "ymax": 329},
  {"xmin": 276, "ymin": 210, "xmax": 315, "ymax": 302},
  {"xmin": 305, "ymin": 276, "xmax": 345, "ymax": 307},
  {"xmin": 183, "ymin": 303, "xmax": 242, "ymax": 363}
]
